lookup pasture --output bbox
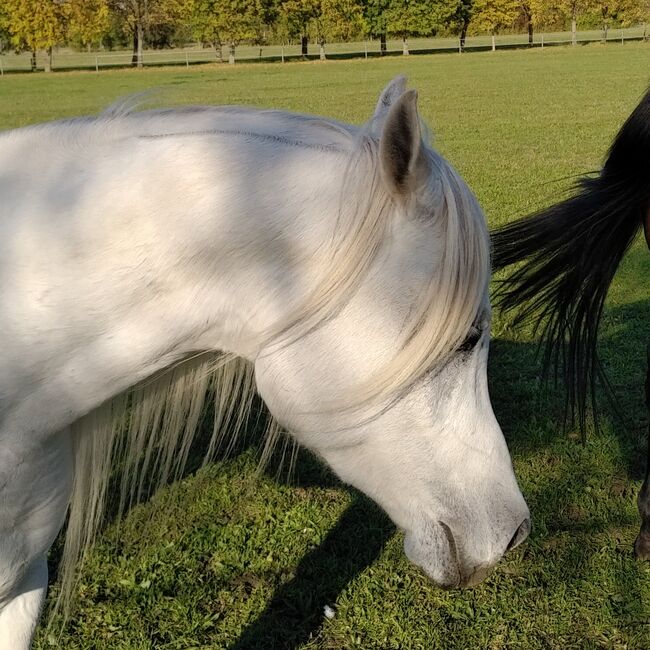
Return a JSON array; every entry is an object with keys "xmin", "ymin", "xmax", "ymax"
[{"xmin": 2, "ymin": 43, "xmax": 649, "ymax": 648}]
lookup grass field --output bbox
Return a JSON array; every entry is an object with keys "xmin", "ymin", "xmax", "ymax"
[{"xmin": 2, "ymin": 42, "xmax": 650, "ymax": 648}]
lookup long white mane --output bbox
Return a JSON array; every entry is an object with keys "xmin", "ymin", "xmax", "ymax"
[{"xmin": 45, "ymin": 100, "xmax": 489, "ymax": 614}]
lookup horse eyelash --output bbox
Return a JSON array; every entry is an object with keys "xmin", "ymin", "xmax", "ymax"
[{"xmin": 458, "ymin": 326, "xmax": 482, "ymax": 352}]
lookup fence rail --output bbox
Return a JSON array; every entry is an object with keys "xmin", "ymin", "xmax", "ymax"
[{"xmin": 0, "ymin": 26, "xmax": 646, "ymax": 75}]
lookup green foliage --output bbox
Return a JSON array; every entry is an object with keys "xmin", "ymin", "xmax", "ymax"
[
  {"xmin": 67, "ymin": 0, "xmax": 111, "ymax": 48},
  {"xmin": 446, "ymin": 0, "xmax": 475, "ymax": 36},
  {"xmin": 0, "ymin": 0, "xmax": 67, "ymax": 53},
  {"xmin": 362, "ymin": 0, "xmax": 390, "ymax": 38},
  {"xmin": 312, "ymin": 0, "xmax": 366, "ymax": 45},
  {"xmin": 107, "ymin": 0, "xmax": 191, "ymax": 40},
  {"xmin": 277, "ymin": 0, "xmax": 321, "ymax": 42},
  {"xmin": 385, "ymin": 0, "xmax": 442, "ymax": 38}
]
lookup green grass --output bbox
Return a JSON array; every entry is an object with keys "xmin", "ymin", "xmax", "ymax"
[{"xmin": 2, "ymin": 42, "xmax": 649, "ymax": 648}]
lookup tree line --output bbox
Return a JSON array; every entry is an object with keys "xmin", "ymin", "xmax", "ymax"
[{"xmin": 0, "ymin": 0, "xmax": 647, "ymax": 71}]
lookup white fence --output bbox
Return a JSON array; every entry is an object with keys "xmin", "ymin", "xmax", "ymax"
[{"xmin": 0, "ymin": 26, "xmax": 646, "ymax": 74}]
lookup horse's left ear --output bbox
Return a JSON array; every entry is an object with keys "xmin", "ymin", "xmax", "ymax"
[
  {"xmin": 644, "ymin": 207, "xmax": 650, "ymax": 250},
  {"xmin": 371, "ymin": 75, "xmax": 407, "ymax": 134},
  {"xmin": 379, "ymin": 89, "xmax": 430, "ymax": 197}
]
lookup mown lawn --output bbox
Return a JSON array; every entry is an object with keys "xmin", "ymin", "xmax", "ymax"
[{"xmin": 2, "ymin": 42, "xmax": 649, "ymax": 648}]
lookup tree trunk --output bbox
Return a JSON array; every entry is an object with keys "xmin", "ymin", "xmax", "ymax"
[
  {"xmin": 460, "ymin": 20, "xmax": 469, "ymax": 52},
  {"xmin": 571, "ymin": 15, "xmax": 577, "ymax": 45},
  {"xmin": 602, "ymin": 22, "xmax": 608, "ymax": 42},
  {"xmin": 30, "ymin": 49, "xmax": 36, "ymax": 72},
  {"xmin": 131, "ymin": 27, "xmax": 138, "ymax": 65},
  {"xmin": 319, "ymin": 40, "xmax": 326, "ymax": 60},
  {"xmin": 137, "ymin": 21, "xmax": 144, "ymax": 67},
  {"xmin": 213, "ymin": 41, "xmax": 223, "ymax": 63},
  {"xmin": 380, "ymin": 33, "xmax": 386, "ymax": 56},
  {"xmin": 44, "ymin": 47, "xmax": 52, "ymax": 72},
  {"xmin": 528, "ymin": 21, "xmax": 533, "ymax": 45},
  {"xmin": 228, "ymin": 42, "xmax": 235, "ymax": 64},
  {"xmin": 301, "ymin": 35, "xmax": 308, "ymax": 57},
  {"xmin": 491, "ymin": 32, "xmax": 496, "ymax": 51},
  {"xmin": 402, "ymin": 35, "xmax": 409, "ymax": 55}
]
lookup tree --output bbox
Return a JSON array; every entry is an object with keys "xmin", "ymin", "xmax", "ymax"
[
  {"xmin": 519, "ymin": 0, "xmax": 533, "ymax": 43},
  {"xmin": 189, "ymin": 0, "xmax": 223, "ymax": 60},
  {"xmin": 0, "ymin": 4, "xmax": 10, "ymax": 53},
  {"xmin": 108, "ymin": 0, "xmax": 189, "ymax": 67},
  {"xmin": 362, "ymin": 0, "xmax": 390, "ymax": 54},
  {"xmin": 278, "ymin": 0, "xmax": 320, "ymax": 56},
  {"xmin": 312, "ymin": 0, "xmax": 365, "ymax": 59},
  {"xmin": 446, "ymin": 0, "xmax": 474, "ymax": 51},
  {"xmin": 0, "ymin": 0, "xmax": 68, "ymax": 71},
  {"xmin": 385, "ymin": 0, "xmax": 446, "ymax": 55},
  {"xmin": 187, "ymin": 0, "xmax": 262, "ymax": 63},
  {"xmin": 586, "ymin": 0, "xmax": 648, "ymax": 40},
  {"xmin": 67, "ymin": 0, "xmax": 111, "ymax": 49},
  {"xmin": 554, "ymin": 0, "xmax": 596, "ymax": 44},
  {"xmin": 471, "ymin": 0, "xmax": 518, "ymax": 49},
  {"xmin": 528, "ymin": 0, "xmax": 565, "ymax": 31}
]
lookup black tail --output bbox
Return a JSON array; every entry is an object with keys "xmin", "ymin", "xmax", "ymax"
[{"xmin": 492, "ymin": 87, "xmax": 650, "ymax": 438}]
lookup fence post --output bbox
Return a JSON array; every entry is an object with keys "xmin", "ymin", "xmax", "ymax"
[
  {"xmin": 621, "ymin": 30, "xmax": 624, "ymax": 45},
  {"xmin": 541, "ymin": 33, "xmax": 544, "ymax": 49},
  {"xmin": 185, "ymin": 51, "xmax": 189, "ymax": 67},
  {"xmin": 281, "ymin": 46, "xmax": 285, "ymax": 63},
  {"xmin": 364, "ymin": 41, "xmax": 367, "ymax": 59},
  {"xmin": 0, "ymin": 55, "xmax": 3, "ymax": 77},
  {"xmin": 95, "ymin": 54, "xmax": 99, "ymax": 72}
]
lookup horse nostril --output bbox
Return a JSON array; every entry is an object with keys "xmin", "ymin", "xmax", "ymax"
[{"xmin": 506, "ymin": 518, "xmax": 531, "ymax": 552}]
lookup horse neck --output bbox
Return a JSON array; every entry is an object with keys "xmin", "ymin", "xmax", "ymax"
[{"xmin": 0, "ymin": 114, "xmax": 352, "ymax": 435}]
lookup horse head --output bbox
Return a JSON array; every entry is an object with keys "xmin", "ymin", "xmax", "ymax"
[{"xmin": 254, "ymin": 77, "xmax": 530, "ymax": 587}]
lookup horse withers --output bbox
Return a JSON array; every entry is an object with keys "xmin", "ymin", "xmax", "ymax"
[{"xmin": 0, "ymin": 78, "xmax": 529, "ymax": 648}]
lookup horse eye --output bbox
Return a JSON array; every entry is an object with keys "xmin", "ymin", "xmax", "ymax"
[{"xmin": 458, "ymin": 327, "xmax": 482, "ymax": 352}]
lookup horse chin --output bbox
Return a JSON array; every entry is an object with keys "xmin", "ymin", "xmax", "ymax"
[{"xmin": 403, "ymin": 521, "xmax": 491, "ymax": 589}]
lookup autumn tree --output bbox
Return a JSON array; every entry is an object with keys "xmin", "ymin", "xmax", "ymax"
[
  {"xmin": 0, "ymin": 2, "xmax": 8, "ymax": 51},
  {"xmin": 67, "ymin": 0, "xmax": 111, "ymax": 49},
  {"xmin": 0, "ymin": 0, "xmax": 68, "ymax": 71},
  {"xmin": 554, "ymin": 0, "xmax": 596, "ymax": 43},
  {"xmin": 108, "ymin": 0, "xmax": 189, "ymax": 67},
  {"xmin": 187, "ymin": 0, "xmax": 262, "ymax": 63},
  {"xmin": 519, "ymin": 0, "xmax": 533, "ymax": 43},
  {"xmin": 311, "ymin": 0, "xmax": 365, "ymax": 59},
  {"xmin": 586, "ymin": 0, "xmax": 647, "ymax": 40},
  {"xmin": 472, "ymin": 0, "xmax": 519, "ymax": 48}
]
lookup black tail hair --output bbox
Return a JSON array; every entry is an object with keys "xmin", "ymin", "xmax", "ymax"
[{"xmin": 492, "ymin": 87, "xmax": 650, "ymax": 438}]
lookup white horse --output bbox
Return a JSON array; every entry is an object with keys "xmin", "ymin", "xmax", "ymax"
[{"xmin": 0, "ymin": 77, "xmax": 529, "ymax": 648}]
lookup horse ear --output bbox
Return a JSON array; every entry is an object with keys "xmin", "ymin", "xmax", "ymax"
[
  {"xmin": 645, "ymin": 207, "xmax": 650, "ymax": 250},
  {"xmin": 379, "ymin": 89, "xmax": 429, "ymax": 197},
  {"xmin": 372, "ymin": 76, "xmax": 408, "ymax": 133}
]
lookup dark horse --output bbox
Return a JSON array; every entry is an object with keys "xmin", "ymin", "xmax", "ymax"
[{"xmin": 492, "ymin": 86, "xmax": 650, "ymax": 558}]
